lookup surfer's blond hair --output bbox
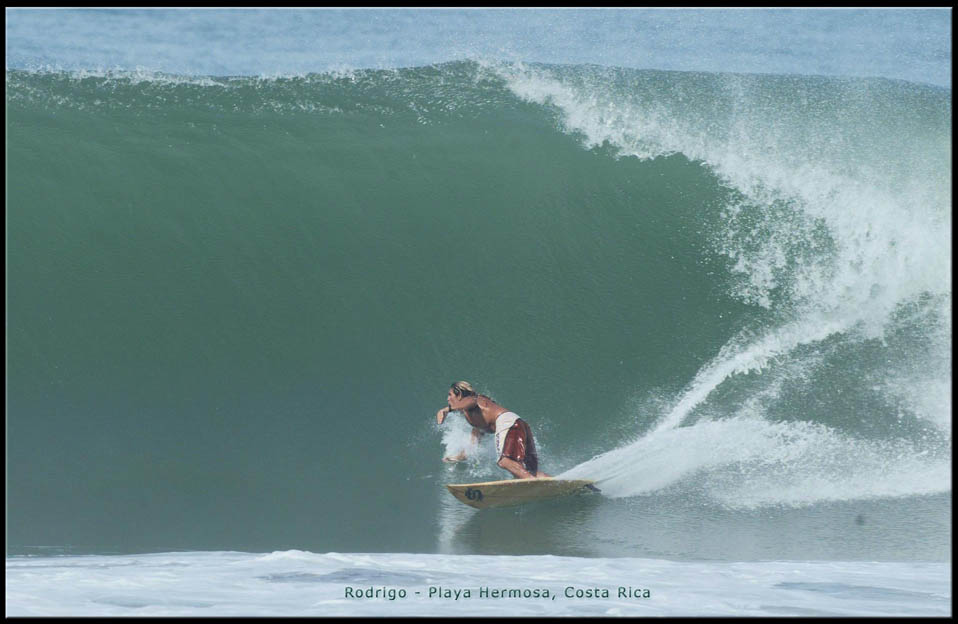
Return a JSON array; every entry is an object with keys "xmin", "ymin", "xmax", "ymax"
[{"xmin": 450, "ymin": 381, "xmax": 476, "ymax": 398}]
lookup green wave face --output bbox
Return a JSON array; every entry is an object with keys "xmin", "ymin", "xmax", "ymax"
[{"xmin": 6, "ymin": 62, "xmax": 951, "ymax": 554}]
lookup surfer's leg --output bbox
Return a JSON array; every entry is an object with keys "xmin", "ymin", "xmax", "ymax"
[
  {"xmin": 516, "ymin": 419, "xmax": 549, "ymax": 477},
  {"xmin": 497, "ymin": 418, "xmax": 549, "ymax": 479}
]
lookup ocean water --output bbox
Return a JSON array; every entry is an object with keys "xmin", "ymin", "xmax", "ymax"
[{"xmin": 6, "ymin": 8, "xmax": 951, "ymax": 617}]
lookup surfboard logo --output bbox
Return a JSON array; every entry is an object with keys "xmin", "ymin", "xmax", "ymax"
[{"xmin": 465, "ymin": 488, "xmax": 483, "ymax": 501}]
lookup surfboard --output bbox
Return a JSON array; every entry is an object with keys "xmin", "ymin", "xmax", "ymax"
[{"xmin": 445, "ymin": 477, "xmax": 599, "ymax": 509}]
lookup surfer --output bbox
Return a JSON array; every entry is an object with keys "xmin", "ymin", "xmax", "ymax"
[{"xmin": 436, "ymin": 381, "xmax": 550, "ymax": 479}]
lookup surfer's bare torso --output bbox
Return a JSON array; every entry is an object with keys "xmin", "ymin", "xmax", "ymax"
[
  {"xmin": 437, "ymin": 389, "xmax": 506, "ymax": 430},
  {"xmin": 460, "ymin": 395, "xmax": 507, "ymax": 433}
]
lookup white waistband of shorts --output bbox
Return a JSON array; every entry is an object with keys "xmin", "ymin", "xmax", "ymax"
[
  {"xmin": 494, "ymin": 412, "xmax": 519, "ymax": 458},
  {"xmin": 495, "ymin": 412, "xmax": 519, "ymax": 433}
]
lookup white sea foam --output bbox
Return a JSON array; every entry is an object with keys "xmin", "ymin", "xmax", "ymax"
[
  {"xmin": 5, "ymin": 550, "xmax": 950, "ymax": 616},
  {"xmin": 438, "ymin": 415, "xmax": 477, "ymax": 461},
  {"xmin": 559, "ymin": 416, "xmax": 951, "ymax": 508}
]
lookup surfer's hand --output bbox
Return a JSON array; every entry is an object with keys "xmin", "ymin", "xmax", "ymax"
[
  {"xmin": 437, "ymin": 407, "xmax": 450, "ymax": 424},
  {"xmin": 443, "ymin": 452, "xmax": 466, "ymax": 463}
]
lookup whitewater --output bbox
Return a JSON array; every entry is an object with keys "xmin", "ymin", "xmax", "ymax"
[{"xmin": 6, "ymin": 551, "xmax": 950, "ymax": 616}]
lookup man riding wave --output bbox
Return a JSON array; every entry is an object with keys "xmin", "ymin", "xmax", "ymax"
[{"xmin": 437, "ymin": 381, "xmax": 550, "ymax": 479}]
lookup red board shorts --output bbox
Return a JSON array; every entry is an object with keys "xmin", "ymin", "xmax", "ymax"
[{"xmin": 494, "ymin": 412, "xmax": 538, "ymax": 475}]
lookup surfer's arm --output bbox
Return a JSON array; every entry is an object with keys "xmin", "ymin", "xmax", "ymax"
[
  {"xmin": 437, "ymin": 395, "xmax": 481, "ymax": 425},
  {"xmin": 437, "ymin": 405, "xmax": 454, "ymax": 424}
]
